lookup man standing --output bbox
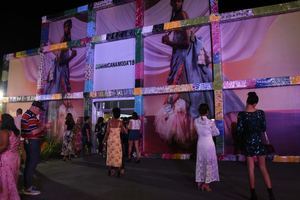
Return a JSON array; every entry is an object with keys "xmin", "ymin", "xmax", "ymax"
[
  {"xmin": 14, "ymin": 108, "xmax": 27, "ymax": 165},
  {"xmin": 14, "ymin": 108, "xmax": 23, "ymax": 131},
  {"xmin": 21, "ymin": 101, "xmax": 47, "ymax": 195}
]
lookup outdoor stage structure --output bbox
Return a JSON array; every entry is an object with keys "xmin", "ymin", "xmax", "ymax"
[{"xmin": 1, "ymin": 0, "xmax": 300, "ymax": 162}]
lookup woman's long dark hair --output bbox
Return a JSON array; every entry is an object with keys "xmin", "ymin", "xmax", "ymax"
[
  {"xmin": 97, "ymin": 117, "xmax": 104, "ymax": 124},
  {"xmin": 65, "ymin": 113, "xmax": 75, "ymax": 126},
  {"xmin": 198, "ymin": 103, "xmax": 209, "ymax": 120},
  {"xmin": 112, "ymin": 107, "xmax": 121, "ymax": 119},
  {"xmin": 170, "ymin": 0, "xmax": 184, "ymax": 21},
  {"xmin": 131, "ymin": 112, "xmax": 139, "ymax": 120},
  {"xmin": 63, "ymin": 19, "xmax": 72, "ymax": 42},
  {"xmin": 247, "ymin": 92, "xmax": 259, "ymax": 105},
  {"xmin": 1, "ymin": 113, "xmax": 20, "ymax": 136}
]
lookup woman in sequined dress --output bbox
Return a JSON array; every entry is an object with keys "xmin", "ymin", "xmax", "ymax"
[{"xmin": 237, "ymin": 92, "xmax": 275, "ymax": 200}]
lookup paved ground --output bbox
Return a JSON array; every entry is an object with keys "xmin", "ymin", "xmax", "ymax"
[{"xmin": 20, "ymin": 155, "xmax": 300, "ymax": 200}]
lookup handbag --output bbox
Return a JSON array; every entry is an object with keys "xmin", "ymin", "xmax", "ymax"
[{"xmin": 261, "ymin": 132, "xmax": 275, "ymax": 154}]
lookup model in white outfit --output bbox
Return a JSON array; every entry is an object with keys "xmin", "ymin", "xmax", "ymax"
[{"xmin": 195, "ymin": 113, "xmax": 220, "ymax": 191}]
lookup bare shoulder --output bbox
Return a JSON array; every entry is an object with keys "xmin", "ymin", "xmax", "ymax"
[
  {"xmin": 0, "ymin": 129, "xmax": 9, "ymax": 138},
  {"xmin": 0, "ymin": 129, "xmax": 9, "ymax": 134},
  {"xmin": 181, "ymin": 11, "xmax": 189, "ymax": 19}
]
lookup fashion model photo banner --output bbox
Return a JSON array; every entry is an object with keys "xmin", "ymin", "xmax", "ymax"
[
  {"xmin": 144, "ymin": 0, "xmax": 209, "ymax": 26},
  {"xmin": 42, "ymin": 99, "xmax": 84, "ymax": 140},
  {"xmin": 39, "ymin": 47, "xmax": 87, "ymax": 95},
  {"xmin": 224, "ymin": 86, "xmax": 300, "ymax": 156},
  {"xmin": 96, "ymin": 2, "xmax": 136, "ymax": 35},
  {"xmin": 144, "ymin": 25, "xmax": 212, "ymax": 88},
  {"xmin": 7, "ymin": 55, "xmax": 40, "ymax": 96},
  {"xmin": 93, "ymin": 38, "xmax": 136, "ymax": 91},
  {"xmin": 143, "ymin": 91, "xmax": 215, "ymax": 154},
  {"xmin": 143, "ymin": 23, "xmax": 226, "ymax": 121},
  {"xmin": 220, "ymin": 11, "xmax": 300, "ymax": 156},
  {"xmin": 41, "ymin": 99, "xmax": 84, "ymax": 158},
  {"xmin": 221, "ymin": 12, "xmax": 300, "ymax": 81},
  {"xmin": 48, "ymin": 15, "xmax": 88, "ymax": 45}
]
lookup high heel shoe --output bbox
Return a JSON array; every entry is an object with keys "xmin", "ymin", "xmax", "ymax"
[
  {"xmin": 197, "ymin": 183, "xmax": 203, "ymax": 190},
  {"xmin": 117, "ymin": 169, "xmax": 125, "ymax": 178},
  {"xmin": 120, "ymin": 168, "xmax": 125, "ymax": 176},
  {"xmin": 201, "ymin": 184, "xmax": 212, "ymax": 192},
  {"xmin": 269, "ymin": 194, "xmax": 275, "ymax": 200},
  {"xmin": 250, "ymin": 194, "xmax": 258, "ymax": 200},
  {"xmin": 267, "ymin": 188, "xmax": 275, "ymax": 200},
  {"xmin": 108, "ymin": 169, "xmax": 115, "ymax": 176}
]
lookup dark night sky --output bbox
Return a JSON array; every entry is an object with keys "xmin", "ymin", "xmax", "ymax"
[{"xmin": 0, "ymin": 0, "xmax": 296, "ymax": 58}]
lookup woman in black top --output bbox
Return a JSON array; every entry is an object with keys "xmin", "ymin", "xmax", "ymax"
[
  {"xmin": 237, "ymin": 92, "xmax": 275, "ymax": 200},
  {"xmin": 95, "ymin": 117, "xmax": 106, "ymax": 155},
  {"xmin": 61, "ymin": 113, "xmax": 75, "ymax": 161}
]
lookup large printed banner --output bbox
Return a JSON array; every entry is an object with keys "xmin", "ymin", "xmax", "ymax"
[
  {"xmin": 143, "ymin": 91, "xmax": 214, "ymax": 154},
  {"xmin": 7, "ymin": 100, "xmax": 83, "ymax": 141},
  {"xmin": 39, "ymin": 47, "xmax": 86, "ymax": 94},
  {"xmin": 6, "ymin": 102, "xmax": 32, "ymax": 118},
  {"xmin": 41, "ymin": 99, "xmax": 84, "ymax": 158},
  {"xmin": 143, "ymin": 22, "xmax": 233, "ymax": 154},
  {"xmin": 144, "ymin": 0, "xmax": 209, "ymax": 26},
  {"xmin": 48, "ymin": 15, "xmax": 88, "ymax": 45},
  {"xmin": 43, "ymin": 99, "xmax": 84, "ymax": 139},
  {"xmin": 93, "ymin": 38, "xmax": 135, "ymax": 91},
  {"xmin": 96, "ymin": 2, "xmax": 136, "ymax": 35},
  {"xmin": 224, "ymin": 86, "xmax": 300, "ymax": 155},
  {"xmin": 6, "ymin": 99, "xmax": 84, "ymax": 159},
  {"xmin": 221, "ymin": 12, "xmax": 300, "ymax": 155},
  {"xmin": 144, "ymin": 25, "xmax": 218, "ymax": 118},
  {"xmin": 221, "ymin": 12, "xmax": 300, "ymax": 81},
  {"xmin": 7, "ymin": 55, "xmax": 40, "ymax": 96},
  {"xmin": 144, "ymin": 25, "xmax": 212, "ymax": 88}
]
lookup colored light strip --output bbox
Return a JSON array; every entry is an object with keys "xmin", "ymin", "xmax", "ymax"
[
  {"xmin": 144, "ymin": 153, "xmax": 191, "ymax": 160},
  {"xmin": 142, "ymin": 83, "xmax": 212, "ymax": 95},
  {"xmin": 8, "ymin": 96, "xmax": 36, "ymax": 103},
  {"xmin": 210, "ymin": 0, "xmax": 219, "ymax": 14},
  {"xmin": 220, "ymin": 1, "xmax": 300, "ymax": 22},
  {"xmin": 221, "ymin": 9, "xmax": 254, "ymax": 22},
  {"xmin": 89, "ymin": 89, "xmax": 134, "ymax": 98},
  {"xmin": 93, "ymin": 0, "xmax": 114, "ymax": 10},
  {"xmin": 45, "ymin": 4, "xmax": 89, "ymax": 23},
  {"xmin": 35, "ymin": 92, "xmax": 83, "ymax": 101},
  {"xmin": 14, "ymin": 48, "xmax": 40, "ymax": 58},
  {"xmin": 223, "ymin": 76, "xmax": 300, "ymax": 89}
]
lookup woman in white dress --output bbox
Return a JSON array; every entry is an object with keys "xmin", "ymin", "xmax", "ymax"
[{"xmin": 195, "ymin": 103, "xmax": 220, "ymax": 191}]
